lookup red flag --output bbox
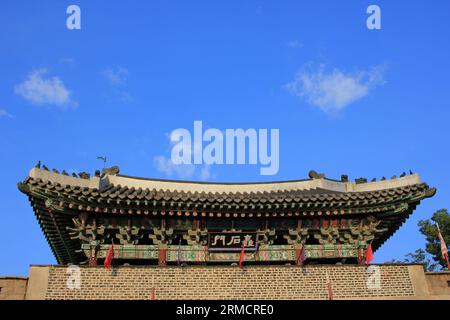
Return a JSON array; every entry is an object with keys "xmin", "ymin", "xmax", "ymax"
[
  {"xmin": 104, "ymin": 244, "xmax": 114, "ymax": 269},
  {"xmin": 365, "ymin": 243, "xmax": 374, "ymax": 265},
  {"xmin": 239, "ymin": 245, "xmax": 245, "ymax": 269},
  {"xmin": 296, "ymin": 247, "xmax": 306, "ymax": 267},
  {"xmin": 437, "ymin": 223, "xmax": 450, "ymax": 270}
]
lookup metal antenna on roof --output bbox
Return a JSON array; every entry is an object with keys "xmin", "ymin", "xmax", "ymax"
[{"xmin": 96, "ymin": 156, "xmax": 107, "ymax": 169}]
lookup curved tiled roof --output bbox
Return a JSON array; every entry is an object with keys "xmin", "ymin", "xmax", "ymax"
[{"xmin": 18, "ymin": 165, "xmax": 436, "ymax": 264}]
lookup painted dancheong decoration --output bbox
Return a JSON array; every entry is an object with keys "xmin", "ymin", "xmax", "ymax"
[{"xmin": 18, "ymin": 164, "xmax": 436, "ymax": 266}]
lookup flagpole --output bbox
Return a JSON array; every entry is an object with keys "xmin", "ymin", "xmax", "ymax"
[
  {"xmin": 177, "ymin": 238, "xmax": 182, "ymax": 267},
  {"xmin": 326, "ymin": 271, "xmax": 333, "ymax": 300},
  {"xmin": 151, "ymin": 275, "xmax": 156, "ymax": 300},
  {"xmin": 111, "ymin": 238, "xmax": 114, "ymax": 269}
]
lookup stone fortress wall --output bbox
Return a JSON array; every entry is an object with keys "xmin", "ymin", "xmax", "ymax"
[{"xmin": 2, "ymin": 264, "xmax": 449, "ymax": 300}]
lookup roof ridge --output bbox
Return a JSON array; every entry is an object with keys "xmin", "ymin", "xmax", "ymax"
[{"xmin": 24, "ymin": 165, "xmax": 426, "ymax": 195}]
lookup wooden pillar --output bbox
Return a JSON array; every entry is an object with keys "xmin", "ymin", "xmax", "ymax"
[
  {"xmin": 193, "ymin": 219, "xmax": 199, "ymax": 230},
  {"xmin": 88, "ymin": 242, "xmax": 98, "ymax": 267},
  {"xmin": 357, "ymin": 247, "xmax": 366, "ymax": 265}
]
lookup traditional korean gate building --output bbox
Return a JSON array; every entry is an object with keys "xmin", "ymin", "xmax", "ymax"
[
  {"xmin": 18, "ymin": 165, "xmax": 436, "ymax": 266},
  {"xmin": 10, "ymin": 164, "xmax": 450, "ymax": 300}
]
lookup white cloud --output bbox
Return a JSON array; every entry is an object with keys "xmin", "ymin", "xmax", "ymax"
[
  {"xmin": 287, "ymin": 40, "xmax": 303, "ymax": 48},
  {"xmin": 103, "ymin": 66, "xmax": 128, "ymax": 86},
  {"xmin": 15, "ymin": 69, "xmax": 75, "ymax": 108},
  {"xmin": 0, "ymin": 109, "xmax": 13, "ymax": 119},
  {"xmin": 199, "ymin": 165, "xmax": 213, "ymax": 181},
  {"xmin": 102, "ymin": 66, "xmax": 133, "ymax": 103},
  {"xmin": 286, "ymin": 64, "xmax": 385, "ymax": 112},
  {"xmin": 154, "ymin": 156, "xmax": 196, "ymax": 180}
]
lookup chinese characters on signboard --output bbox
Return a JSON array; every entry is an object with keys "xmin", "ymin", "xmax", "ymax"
[{"xmin": 208, "ymin": 232, "xmax": 257, "ymax": 251}]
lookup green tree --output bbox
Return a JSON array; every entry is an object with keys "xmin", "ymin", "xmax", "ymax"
[
  {"xmin": 403, "ymin": 248, "xmax": 438, "ymax": 271},
  {"xmin": 418, "ymin": 208, "xmax": 450, "ymax": 270},
  {"xmin": 386, "ymin": 249, "xmax": 438, "ymax": 271}
]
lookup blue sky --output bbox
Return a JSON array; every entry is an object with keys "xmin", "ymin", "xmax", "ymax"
[{"xmin": 1, "ymin": 0, "xmax": 450, "ymax": 275}]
